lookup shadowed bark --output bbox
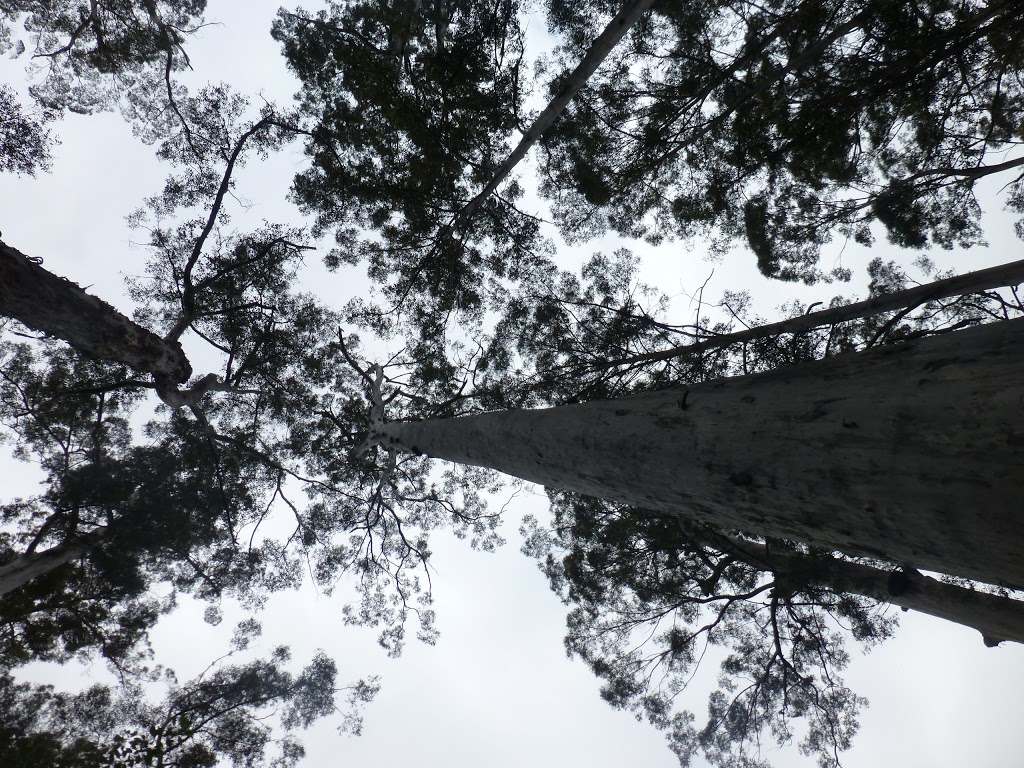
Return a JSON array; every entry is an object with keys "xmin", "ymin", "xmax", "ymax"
[
  {"xmin": 0, "ymin": 542, "xmax": 87, "ymax": 596},
  {"xmin": 0, "ymin": 239, "xmax": 191, "ymax": 382}
]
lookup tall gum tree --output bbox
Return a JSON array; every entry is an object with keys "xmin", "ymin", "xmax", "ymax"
[
  {"xmin": 0, "ymin": 86, "xmax": 500, "ymax": 666},
  {"xmin": 355, "ymin": 261, "xmax": 1024, "ymax": 764},
  {"xmin": 370, "ymin": 314, "xmax": 1024, "ymax": 590},
  {"xmin": 680, "ymin": 526, "xmax": 1024, "ymax": 646},
  {"xmin": 4, "ymin": 6, "xmax": 1024, "ymax": 763}
]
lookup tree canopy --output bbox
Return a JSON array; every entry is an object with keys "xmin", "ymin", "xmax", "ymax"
[
  {"xmin": 0, "ymin": 627, "xmax": 378, "ymax": 768},
  {"xmin": 1, "ymin": 0, "xmax": 206, "ymax": 123},
  {"xmin": 271, "ymin": 0, "xmax": 547, "ymax": 325},
  {"xmin": 1, "ymin": 1, "xmax": 1023, "ymax": 767},
  {"xmin": 535, "ymin": 0, "xmax": 1024, "ymax": 281}
]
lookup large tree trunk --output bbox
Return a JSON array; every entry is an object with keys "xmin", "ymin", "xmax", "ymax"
[
  {"xmin": 0, "ymin": 239, "xmax": 191, "ymax": 382},
  {"xmin": 601, "ymin": 257, "xmax": 1024, "ymax": 370},
  {"xmin": 375, "ymin": 317, "xmax": 1024, "ymax": 590}
]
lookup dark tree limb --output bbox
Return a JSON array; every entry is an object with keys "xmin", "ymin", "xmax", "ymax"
[{"xmin": 0, "ymin": 239, "xmax": 192, "ymax": 382}]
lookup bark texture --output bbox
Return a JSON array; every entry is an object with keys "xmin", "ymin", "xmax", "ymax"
[
  {"xmin": 0, "ymin": 542, "xmax": 85, "ymax": 596},
  {"xmin": 0, "ymin": 240, "xmax": 191, "ymax": 382},
  {"xmin": 717, "ymin": 536, "xmax": 1024, "ymax": 646},
  {"xmin": 378, "ymin": 317, "xmax": 1024, "ymax": 590}
]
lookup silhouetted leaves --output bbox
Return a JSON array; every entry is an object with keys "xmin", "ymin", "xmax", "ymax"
[
  {"xmin": 536, "ymin": 0, "xmax": 1024, "ymax": 281},
  {"xmin": 272, "ymin": 0, "xmax": 548, "ymax": 322},
  {"xmin": 0, "ymin": 86, "xmax": 54, "ymax": 176},
  {"xmin": 0, "ymin": 642, "xmax": 378, "ymax": 768}
]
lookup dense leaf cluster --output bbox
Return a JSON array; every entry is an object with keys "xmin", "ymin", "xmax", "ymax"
[
  {"xmin": 3, "ymin": 3, "xmax": 1024, "ymax": 767},
  {"xmin": 0, "ymin": 79, "xmax": 497, "ymax": 764},
  {"xmin": 0, "ymin": 0, "xmax": 205, "ymax": 121},
  {"xmin": 0, "ymin": 85, "xmax": 53, "ymax": 176},
  {"xmin": 524, "ymin": 493, "xmax": 888, "ymax": 768},
  {"xmin": 537, "ymin": 0, "xmax": 1024, "ymax": 281},
  {"xmin": 0, "ymin": 628, "xmax": 378, "ymax": 768},
  {"xmin": 272, "ymin": 0, "xmax": 547, "ymax": 321}
]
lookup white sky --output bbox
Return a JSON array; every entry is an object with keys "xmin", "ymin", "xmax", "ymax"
[{"xmin": 2, "ymin": 2, "xmax": 1023, "ymax": 767}]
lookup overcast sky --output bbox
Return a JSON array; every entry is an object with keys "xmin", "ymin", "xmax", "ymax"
[{"xmin": 2, "ymin": 2, "xmax": 1023, "ymax": 767}]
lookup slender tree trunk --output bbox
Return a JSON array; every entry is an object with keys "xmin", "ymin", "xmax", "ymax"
[
  {"xmin": 0, "ymin": 239, "xmax": 191, "ymax": 382},
  {"xmin": 452, "ymin": 0, "xmax": 657, "ymax": 229},
  {"xmin": 388, "ymin": 0, "xmax": 423, "ymax": 56},
  {"xmin": 375, "ymin": 317, "xmax": 1024, "ymax": 590},
  {"xmin": 708, "ymin": 534, "xmax": 1024, "ymax": 646},
  {"xmin": 0, "ymin": 542, "xmax": 86, "ymax": 596},
  {"xmin": 600, "ymin": 258, "xmax": 1024, "ymax": 369}
]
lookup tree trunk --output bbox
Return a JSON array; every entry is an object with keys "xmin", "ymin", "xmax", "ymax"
[
  {"xmin": 600, "ymin": 257, "xmax": 1024, "ymax": 370},
  {"xmin": 710, "ymin": 534, "xmax": 1024, "ymax": 646},
  {"xmin": 0, "ymin": 239, "xmax": 191, "ymax": 382},
  {"xmin": 375, "ymin": 317, "xmax": 1024, "ymax": 590},
  {"xmin": 0, "ymin": 542, "xmax": 86, "ymax": 596},
  {"xmin": 452, "ymin": 0, "xmax": 657, "ymax": 229}
]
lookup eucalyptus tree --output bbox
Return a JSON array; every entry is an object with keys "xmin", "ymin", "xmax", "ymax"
[
  {"xmin": 3, "ymin": 11, "xmax": 1023, "ymax": 766},
  {"xmin": 0, "ymin": 84, "xmax": 498, "ymax": 674},
  {"xmin": 368, "ymin": 253, "xmax": 1024, "ymax": 767},
  {"xmin": 535, "ymin": 0, "xmax": 1024, "ymax": 282},
  {"xmin": 3, "ymin": 89, "xmax": 1023, "ymax": 765},
  {"xmin": 359, "ymin": 257, "xmax": 1024, "ymax": 593},
  {"xmin": 0, "ymin": 0, "xmax": 207, "ymax": 136},
  {"xmin": 270, "ymin": 0, "xmax": 546, "ymax": 331},
  {"xmin": 0, "ymin": 623, "xmax": 378, "ymax": 768}
]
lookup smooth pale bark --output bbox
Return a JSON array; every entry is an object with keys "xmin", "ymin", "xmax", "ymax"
[
  {"xmin": 601, "ymin": 258, "xmax": 1024, "ymax": 369},
  {"xmin": 375, "ymin": 317, "xmax": 1024, "ymax": 590},
  {"xmin": 452, "ymin": 0, "xmax": 657, "ymax": 229},
  {"xmin": 0, "ymin": 542, "xmax": 86, "ymax": 596},
  {"xmin": 710, "ymin": 534, "xmax": 1024, "ymax": 646},
  {"xmin": 0, "ymin": 240, "xmax": 192, "ymax": 382}
]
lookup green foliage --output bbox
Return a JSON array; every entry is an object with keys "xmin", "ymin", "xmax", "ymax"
[
  {"xmin": 536, "ymin": 0, "xmax": 1024, "ymax": 281},
  {"xmin": 4, "ymin": 5, "xmax": 1024, "ymax": 767},
  {"xmin": 0, "ymin": 85, "xmax": 54, "ymax": 176},
  {"xmin": 0, "ymin": 81, "xmax": 505, "ymax": 670},
  {"xmin": 271, "ymin": 0, "xmax": 548, "ymax": 320},
  {"xmin": 477, "ymin": 249, "xmax": 733, "ymax": 407},
  {"xmin": 523, "ymin": 492, "xmax": 890, "ymax": 768},
  {"xmin": 0, "ymin": 0, "xmax": 206, "ymax": 124},
  {"xmin": 0, "ymin": 634, "xmax": 378, "ymax": 768}
]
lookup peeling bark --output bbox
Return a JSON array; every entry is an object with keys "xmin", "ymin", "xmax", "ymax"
[
  {"xmin": 376, "ymin": 317, "xmax": 1024, "ymax": 590},
  {"xmin": 0, "ymin": 239, "xmax": 191, "ymax": 382}
]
